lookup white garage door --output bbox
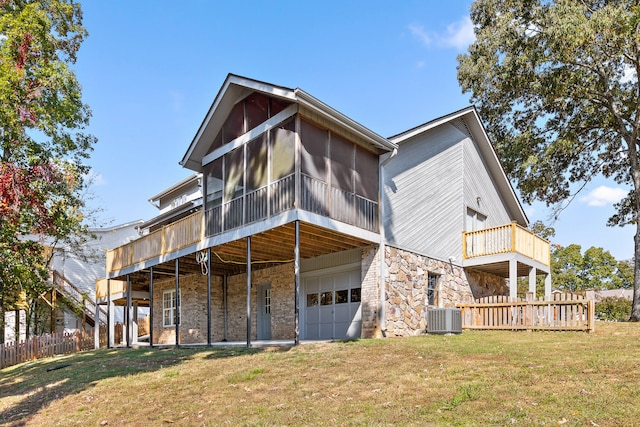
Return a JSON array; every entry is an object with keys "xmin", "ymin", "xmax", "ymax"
[{"xmin": 302, "ymin": 269, "xmax": 362, "ymax": 340}]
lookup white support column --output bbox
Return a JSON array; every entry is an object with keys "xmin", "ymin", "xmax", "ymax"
[
  {"xmin": 108, "ymin": 303, "xmax": 114, "ymax": 348},
  {"xmin": 126, "ymin": 275, "xmax": 132, "ymax": 348},
  {"xmin": 107, "ymin": 279, "xmax": 114, "ymax": 348},
  {"xmin": 132, "ymin": 301, "xmax": 139, "ymax": 345},
  {"xmin": 544, "ymin": 273, "xmax": 552, "ymax": 298},
  {"xmin": 94, "ymin": 303, "xmax": 100, "ymax": 349},
  {"xmin": 509, "ymin": 258, "xmax": 518, "ymax": 301},
  {"xmin": 528, "ymin": 267, "xmax": 537, "ymax": 297}
]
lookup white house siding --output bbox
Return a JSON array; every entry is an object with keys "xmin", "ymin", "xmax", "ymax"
[
  {"xmin": 50, "ymin": 222, "xmax": 143, "ymax": 329},
  {"xmin": 461, "ymin": 121, "xmax": 513, "ymax": 228},
  {"xmin": 383, "ymin": 123, "xmax": 465, "ymax": 261}
]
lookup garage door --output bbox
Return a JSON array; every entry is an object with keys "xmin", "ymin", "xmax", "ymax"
[{"xmin": 302, "ymin": 269, "xmax": 362, "ymax": 340}]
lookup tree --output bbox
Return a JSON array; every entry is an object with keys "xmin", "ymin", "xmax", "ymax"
[
  {"xmin": 457, "ymin": 0, "xmax": 640, "ymax": 320},
  {"xmin": 0, "ymin": 0, "xmax": 95, "ymax": 341},
  {"xmin": 552, "ymin": 244, "xmax": 628, "ymax": 291}
]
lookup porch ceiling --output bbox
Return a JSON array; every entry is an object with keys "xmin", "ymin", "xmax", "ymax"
[
  {"xmin": 466, "ymin": 261, "xmax": 535, "ymax": 278},
  {"xmin": 125, "ymin": 221, "xmax": 374, "ymax": 291}
]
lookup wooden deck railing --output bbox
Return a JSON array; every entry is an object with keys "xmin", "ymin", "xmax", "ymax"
[
  {"xmin": 456, "ymin": 293, "xmax": 595, "ymax": 332},
  {"xmin": 462, "ymin": 221, "xmax": 550, "ymax": 266},
  {"xmin": 95, "ymin": 278, "xmax": 127, "ymax": 300},
  {"xmin": 105, "ymin": 173, "xmax": 379, "ymax": 275},
  {"xmin": 53, "ymin": 271, "xmax": 107, "ymax": 326},
  {"xmin": 106, "ymin": 211, "xmax": 203, "ymax": 273}
]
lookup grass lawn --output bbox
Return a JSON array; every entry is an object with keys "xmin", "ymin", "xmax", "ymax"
[{"xmin": 1, "ymin": 322, "xmax": 639, "ymax": 426}]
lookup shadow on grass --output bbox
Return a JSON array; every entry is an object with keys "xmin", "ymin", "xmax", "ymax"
[{"xmin": 0, "ymin": 345, "xmax": 269, "ymax": 426}]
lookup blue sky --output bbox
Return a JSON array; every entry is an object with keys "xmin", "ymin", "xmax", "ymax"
[{"xmin": 74, "ymin": 1, "xmax": 633, "ymax": 260}]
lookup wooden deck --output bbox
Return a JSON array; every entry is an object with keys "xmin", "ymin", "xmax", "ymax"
[
  {"xmin": 462, "ymin": 221, "xmax": 550, "ymax": 267},
  {"xmin": 106, "ymin": 211, "xmax": 203, "ymax": 273}
]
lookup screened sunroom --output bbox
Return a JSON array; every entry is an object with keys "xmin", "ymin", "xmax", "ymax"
[{"xmin": 201, "ymin": 90, "xmax": 382, "ymax": 237}]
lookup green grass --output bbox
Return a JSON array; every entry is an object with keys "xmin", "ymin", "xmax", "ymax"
[{"xmin": 1, "ymin": 322, "xmax": 640, "ymax": 426}]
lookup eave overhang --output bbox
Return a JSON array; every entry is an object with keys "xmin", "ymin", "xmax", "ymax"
[{"xmin": 180, "ymin": 74, "xmax": 397, "ymax": 172}]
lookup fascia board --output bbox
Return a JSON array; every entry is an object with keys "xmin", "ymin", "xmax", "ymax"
[
  {"xmin": 147, "ymin": 173, "xmax": 201, "ymax": 204},
  {"xmin": 389, "ymin": 106, "xmax": 476, "ymax": 144},
  {"xmin": 294, "ymin": 89, "xmax": 397, "ymax": 152},
  {"xmin": 180, "ymin": 74, "xmax": 298, "ymax": 170}
]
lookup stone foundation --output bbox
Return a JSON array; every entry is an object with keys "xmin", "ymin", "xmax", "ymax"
[{"xmin": 383, "ymin": 245, "xmax": 507, "ymax": 337}]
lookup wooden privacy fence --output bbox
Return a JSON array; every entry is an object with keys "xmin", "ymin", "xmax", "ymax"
[
  {"xmin": 1, "ymin": 330, "xmax": 95, "ymax": 369},
  {"xmin": 456, "ymin": 293, "xmax": 595, "ymax": 332},
  {"xmin": 1, "ymin": 323, "xmax": 126, "ymax": 370}
]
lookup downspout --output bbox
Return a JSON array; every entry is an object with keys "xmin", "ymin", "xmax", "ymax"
[{"xmin": 378, "ymin": 148, "xmax": 397, "ymax": 337}]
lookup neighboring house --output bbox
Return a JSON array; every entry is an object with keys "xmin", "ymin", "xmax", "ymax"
[
  {"xmin": 97, "ymin": 74, "xmax": 551, "ymax": 345},
  {"xmin": 3, "ymin": 221, "xmax": 143, "ymax": 342},
  {"xmin": 141, "ymin": 173, "xmax": 202, "ymax": 234},
  {"xmin": 585, "ymin": 289, "xmax": 633, "ymax": 302}
]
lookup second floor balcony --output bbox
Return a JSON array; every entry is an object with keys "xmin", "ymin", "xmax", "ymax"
[{"xmin": 462, "ymin": 221, "xmax": 550, "ymax": 280}]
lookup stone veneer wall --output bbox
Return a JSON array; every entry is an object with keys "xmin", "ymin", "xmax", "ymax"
[
  {"xmin": 384, "ymin": 245, "xmax": 507, "ymax": 337},
  {"xmin": 152, "ymin": 264, "xmax": 295, "ymax": 345}
]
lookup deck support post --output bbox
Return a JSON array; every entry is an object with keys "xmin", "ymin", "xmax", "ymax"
[
  {"xmin": 107, "ymin": 279, "xmax": 113, "ymax": 348},
  {"xmin": 132, "ymin": 302, "xmax": 139, "ymax": 345},
  {"xmin": 207, "ymin": 247, "xmax": 212, "ymax": 346},
  {"xmin": 175, "ymin": 258, "xmax": 180, "ymax": 347},
  {"xmin": 223, "ymin": 275, "xmax": 228, "ymax": 341},
  {"xmin": 246, "ymin": 237, "xmax": 252, "ymax": 348},
  {"xmin": 544, "ymin": 273, "xmax": 552, "ymax": 298},
  {"xmin": 528, "ymin": 267, "xmax": 537, "ymax": 297},
  {"xmin": 509, "ymin": 259, "xmax": 517, "ymax": 301},
  {"xmin": 149, "ymin": 267, "xmax": 154, "ymax": 347},
  {"xmin": 294, "ymin": 220, "xmax": 300, "ymax": 345},
  {"xmin": 94, "ymin": 301, "xmax": 100, "ymax": 349},
  {"xmin": 126, "ymin": 274, "xmax": 132, "ymax": 348}
]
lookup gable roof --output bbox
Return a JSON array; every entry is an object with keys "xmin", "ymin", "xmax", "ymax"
[
  {"xmin": 389, "ymin": 106, "xmax": 529, "ymax": 226},
  {"xmin": 180, "ymin": 74, "xmax": 397, "ymax": 172}
]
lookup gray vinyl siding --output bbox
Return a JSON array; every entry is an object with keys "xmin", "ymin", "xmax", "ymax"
[
  {"xmin": 461, "ymin": 126, "xmax": 512, "ymax": 228},
  {"xmin": 383, "ymin": 123, "xmax": 466, "ymax": 260}
]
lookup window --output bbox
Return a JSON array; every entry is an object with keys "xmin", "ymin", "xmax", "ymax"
[
  {"xmin": 427, "ymin": 273, "xmax": 438, "ymax": 306},
  {"xmin": 466, "ymin": 208, "xmax": 487, "ymax": 231},
  {"xmin": 350, "ymin": 288, "xmax": 361, "ymax": 303},
  {"xmin": 335, "ymin": 289, "xmax": 349, "ymax": 304},
  {"xmin": 306, "ymin": 293, "xmax": 318, "ymax": 307},
  {"xmin": 163, "ymin": 289, "xmax": 180, "ymax": 327},
  {"xmin": 320, "ymin": 291, "xmax": 333, "ymax": 305}
]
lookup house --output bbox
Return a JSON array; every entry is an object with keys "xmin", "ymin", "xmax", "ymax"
[
  {"xmin": 96, "ymin": 74, "xmax": 551, "ymax": 346},
  {"xmin": 3, "ymin": 221, "xmax": 142, "ymax": 343}
]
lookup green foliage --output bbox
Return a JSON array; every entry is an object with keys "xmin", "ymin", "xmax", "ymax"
[
  {"xmin": 529, "ymin": 220, "xmax": 555, "ymax": 241},
  {"xmin": 0, "ymin": 0, "xmax": 95, "ymax": 339},
  {"xmin": 552, "ymin": 244, "xmax": 630, "ymax": 292},
  {"xmin": 595, "ymin": 296, "xmax": 632, "ymax": 321},
  {"xmin": 458, "ymin": 0, "xmax": 640, "ymax": 318}
]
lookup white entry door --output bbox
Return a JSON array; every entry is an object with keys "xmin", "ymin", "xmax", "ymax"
[{"xmin": 302, "ymin": 269, "xmax": 361, "ymax": 340}]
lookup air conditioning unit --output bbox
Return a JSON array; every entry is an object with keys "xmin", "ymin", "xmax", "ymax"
[{"xmin": 426, "ymin": 307, "xmax": 462, "ymax": 334}]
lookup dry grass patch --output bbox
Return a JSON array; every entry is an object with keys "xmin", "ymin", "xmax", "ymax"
[{"xmin": 2, "ymin": 322, "xmax": 640, "ymax": 426}]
